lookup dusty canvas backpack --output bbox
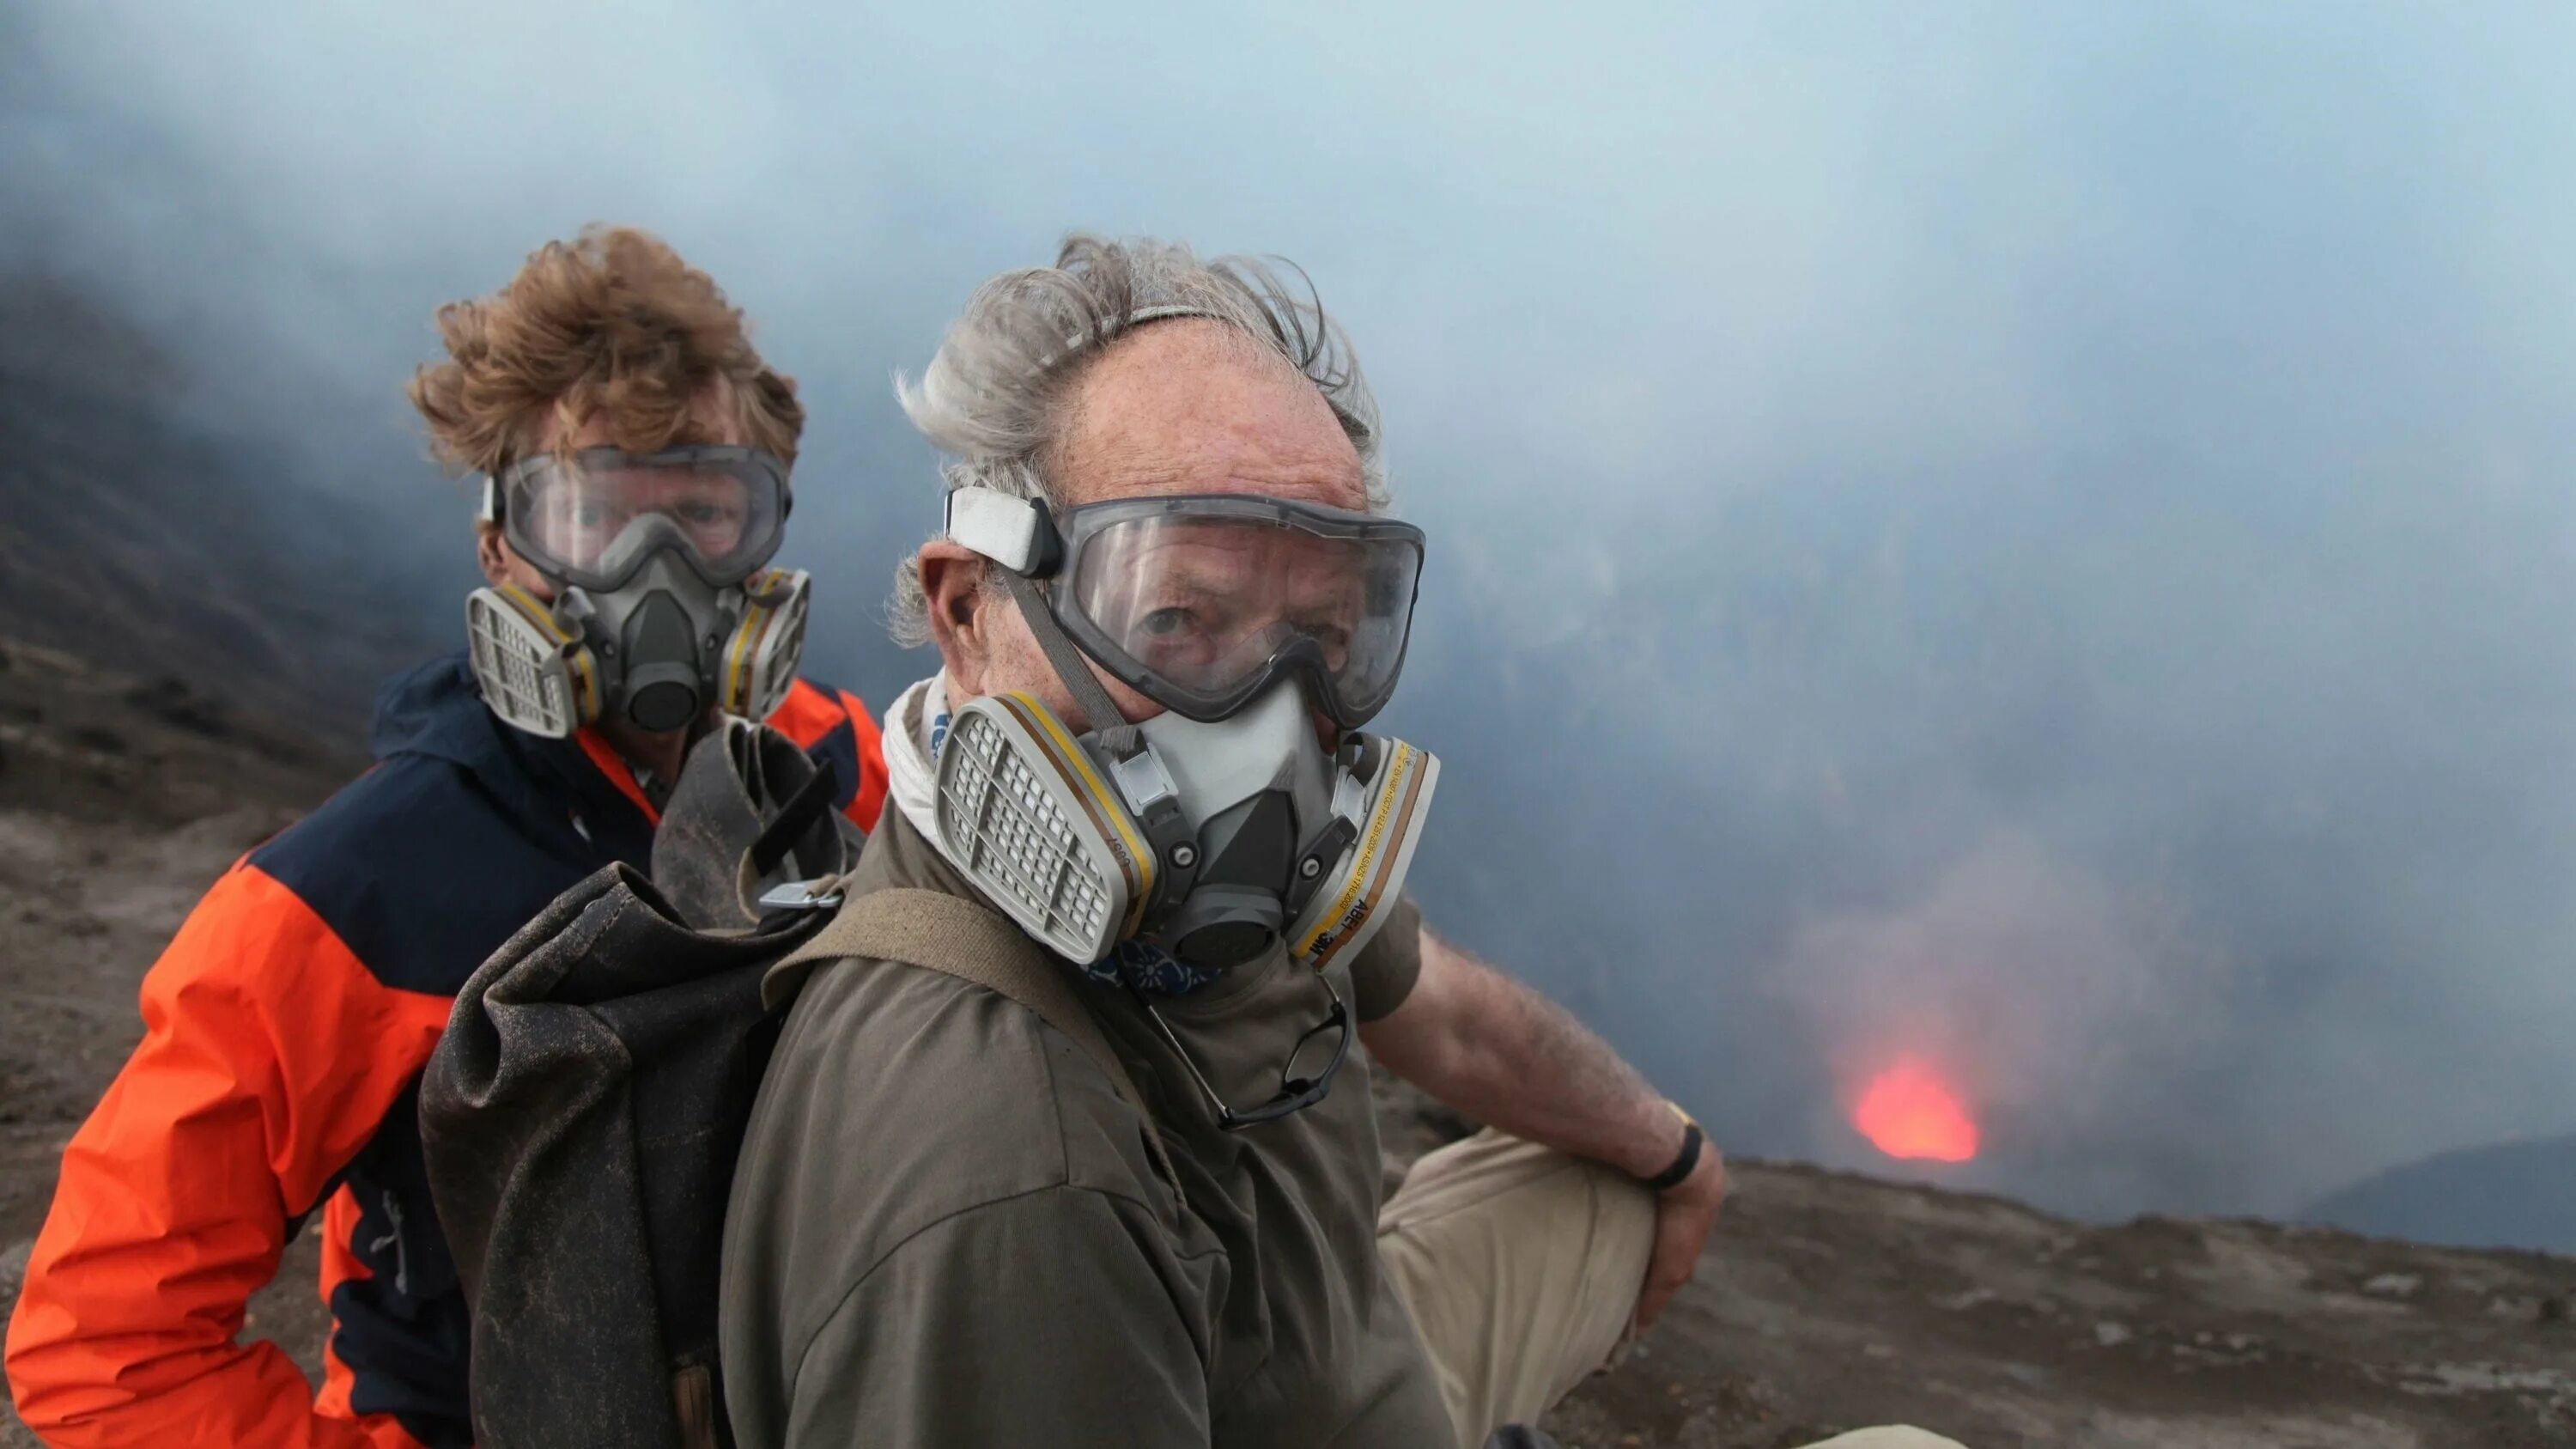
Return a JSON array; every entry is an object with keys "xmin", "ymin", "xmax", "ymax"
[{"xmin": 418, "ymin": 721, "xmax": 1178, "ymax": 1449}]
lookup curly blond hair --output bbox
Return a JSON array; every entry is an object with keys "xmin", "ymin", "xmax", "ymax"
[{"xmin": 408, "ymin": 225, "xmax": 804, "ymax": 478}]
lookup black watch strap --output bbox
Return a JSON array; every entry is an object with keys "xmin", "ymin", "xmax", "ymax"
[{"xmin": 1641, "ymin": 1119, "xmax": 1704, "ymax": 1193}]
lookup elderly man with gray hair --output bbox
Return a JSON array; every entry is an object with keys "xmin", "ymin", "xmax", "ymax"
[{"xmin": 717, "ymin": 237, "xmax": 1956, "ymax": 1449}]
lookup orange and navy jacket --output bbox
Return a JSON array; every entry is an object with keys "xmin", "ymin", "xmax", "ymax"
[{"xmin": 3, "ymin": 654, "xmax": 886, "ymax": 1448}]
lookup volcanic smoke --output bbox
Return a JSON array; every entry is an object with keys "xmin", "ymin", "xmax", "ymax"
[{"xmin": 1853, "ymin": 1057, "xmax": 1980, "ymax": 1163}]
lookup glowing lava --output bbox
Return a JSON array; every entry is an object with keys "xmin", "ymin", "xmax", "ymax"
[{"xmin": 1852, "ymin": 1057, "xmax": 1980, "ymax": 1163}]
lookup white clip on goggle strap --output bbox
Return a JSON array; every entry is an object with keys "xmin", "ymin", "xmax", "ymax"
[{"xmin": 945, "ymin": 487, "xmax": 1059, "ymax": 575}]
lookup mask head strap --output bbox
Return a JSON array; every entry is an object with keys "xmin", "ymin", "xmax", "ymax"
[
  {"xmin": 1033, "ymin": 303, "xmax": 1229, "ymax": 374},
  {"xmin": 999, "ymin": 570, "xmax": 1141, "ymax": 757}
]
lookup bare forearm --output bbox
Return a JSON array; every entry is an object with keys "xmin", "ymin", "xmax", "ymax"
[{"xmin": 1368, "ymin": 931, "xmax": 1686, "ymax": 1179}]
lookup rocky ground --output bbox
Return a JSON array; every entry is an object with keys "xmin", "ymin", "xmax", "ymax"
[
  {"xmin": 1388, "ymin": 1081, "xmax": 2576, "ymax": 1446},
  {"xmin": 3, "ymin": 637, "xmax": 2573, "ymax": 1448}
]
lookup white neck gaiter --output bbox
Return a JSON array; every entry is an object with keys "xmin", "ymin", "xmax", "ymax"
[{"xmin": 878, "ymin": 672, "xmax": 951, "ymax": 849}]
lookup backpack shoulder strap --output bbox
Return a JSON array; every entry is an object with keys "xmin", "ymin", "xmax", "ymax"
[{"xmin": 776, "ymin": 888, "xmax": 1185, "ymax": 1208}]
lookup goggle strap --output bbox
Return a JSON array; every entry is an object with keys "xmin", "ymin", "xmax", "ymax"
[{"xmin": 999, "ymin": 569, "xmax": 1141, "ymax": 758}]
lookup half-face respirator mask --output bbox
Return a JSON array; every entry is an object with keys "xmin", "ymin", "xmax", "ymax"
[
  {"xmin": 465, "ymin": 446, "xmax": 810, "ymax": 738},
  {"xmin": 935, "ymin": 485, "xmax": 1440, "ymax": 981}
]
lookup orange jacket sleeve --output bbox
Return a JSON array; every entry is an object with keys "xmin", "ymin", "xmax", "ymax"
[
  {"xmin": 3, "ymin": 862, "xmax": 450, "ymax": 1449},
  {"xmin": 834, "ymin": 687, "xmax": 890, "ymax": 833}
]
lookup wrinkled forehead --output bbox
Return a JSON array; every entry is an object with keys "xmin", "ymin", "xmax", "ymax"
[{"xmin": 1053, "ymin": 320, "xmax": 1365, "ymax": 513}]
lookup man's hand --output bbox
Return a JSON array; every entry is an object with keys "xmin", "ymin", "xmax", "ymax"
[{"xmin": 1634, "ymin": 1143, "xmax": 1727, "ymax": 1332}]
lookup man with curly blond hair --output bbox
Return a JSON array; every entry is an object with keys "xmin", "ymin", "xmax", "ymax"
[{"xmin": 5, "ymin": 228, "xmax": 889, "ymax": 1449}]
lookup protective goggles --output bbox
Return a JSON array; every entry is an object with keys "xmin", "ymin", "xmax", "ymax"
[
  {"xmin": 484, "ymin": 446, "xmax": 791, "ymax": 590},
  {"xmin": 947, "ymin": 488, "xmax": 1425, "ymax": 729}
]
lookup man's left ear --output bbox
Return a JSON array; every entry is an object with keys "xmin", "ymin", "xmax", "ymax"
[
  {"xmin": 477, "ymin": 522, "xmax": 554, "ymax": 599},
  {"xmin": 475, "ymin": 522, "xmax": 513, "ymax": 589},
  {"xmin": 917, "ymin": 541, "xmax": 992, "ymax": 697}
]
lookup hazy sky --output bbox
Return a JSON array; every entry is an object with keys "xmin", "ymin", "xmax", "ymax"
[{"xmin": 9, "ymin": 1, "xmax": 2576, "ymax": 1221}]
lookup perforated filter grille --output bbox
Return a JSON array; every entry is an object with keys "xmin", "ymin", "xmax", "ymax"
[
  {"xmin": 465, "ymin": 594, "xmax": 577, "ymax": 736},
  {"xmin": 939, "ymin": 709, "xmax": 1115, "ymax": 951}
]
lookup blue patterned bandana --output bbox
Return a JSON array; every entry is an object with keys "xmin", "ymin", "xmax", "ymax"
[{"xmin": 1079, "ymin": 937, "xmax": 1227, "ymax": 996}]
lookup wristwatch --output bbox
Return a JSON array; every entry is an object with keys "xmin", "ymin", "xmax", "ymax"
[{"xmin": 1640, "ymin": 1102, "xmax": 1704, "ymax": 1193}]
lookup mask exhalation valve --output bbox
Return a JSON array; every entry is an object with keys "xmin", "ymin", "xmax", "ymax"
[
  {"xmin": 619, "ymin": 589, "xmax": 705, "ymax": 733},
  {"xmin": 1161, "ymin": 790, "xmax": 1299, "ymax": 966}
]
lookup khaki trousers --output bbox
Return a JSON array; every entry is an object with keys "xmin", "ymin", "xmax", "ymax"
[{"xmin": 1376, "ymin": 1129, "xmax": 1969, "ymax": 1449}]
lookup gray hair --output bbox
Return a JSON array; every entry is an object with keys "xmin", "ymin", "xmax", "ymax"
[{"xmin": 889, "ymin": 234, "xmax": 1386, "ymax": 646}]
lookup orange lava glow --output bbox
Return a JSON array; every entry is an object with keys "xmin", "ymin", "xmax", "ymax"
[{"xmin": 1852, "ymin": 1057, "xmax": 1980, "ymax": 1163}]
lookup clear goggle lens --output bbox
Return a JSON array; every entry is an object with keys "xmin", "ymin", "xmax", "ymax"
[
  {"xmin": 1055, "ymin": 500, "xmax": 1422, "ymax": 728},
  {"xmin": 498, "ymin": 446, "xmax": 788, "ymax": 588}
]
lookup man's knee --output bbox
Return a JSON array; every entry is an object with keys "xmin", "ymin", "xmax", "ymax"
[
  {"xmin": 1383, "ymin": 1129, "xmax": 1653, "ymax": 1310},
  {"xmin": 1380, "ymin": 1130, "xmax": 1660, "ymax": 1446},
  {"xmin": 1795, "ymin": 1429, "xmax": 1973, "ymax": 1449},
  {"xmin": 1385, "ymin": 1129, "xmax": 1649, "ymax": 1238}
]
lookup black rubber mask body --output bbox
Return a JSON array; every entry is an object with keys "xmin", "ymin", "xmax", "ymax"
[
  {"xmin": 562, "ymin": 546, "xmax": 744, "ymax": 739},
  {"xmin": 1161, "ymin": 789, "xmax": 1301, "ymax": 966},
  {"xmin": 617, "ymin": 589, "xmax": 706, "ymax": 734}
]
